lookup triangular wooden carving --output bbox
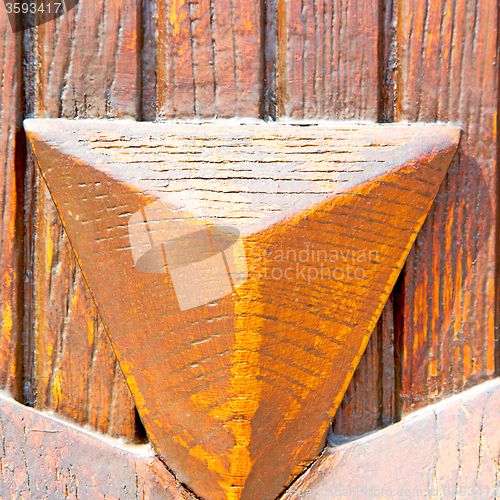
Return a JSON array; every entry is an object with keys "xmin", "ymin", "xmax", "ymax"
[{"xmin": 25, "ymin": 119, "xmax": 460, "ymax": 500}]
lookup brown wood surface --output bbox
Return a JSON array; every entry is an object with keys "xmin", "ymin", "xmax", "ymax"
[
  {"xmin": 156, "ymin": 0, "xmax": 262, "ymax": 118},
  {"xmin": 0, "ymin": 7, "xmax": 22, "ymax": 399},
  {"xmin": 32, "ymin": 173, "xmax": 139, "ymax": 439},
  {"xmin": 396, "ymin": 0, "xmax": 498, "ymax": 413},
  {"xmin": 0, "ymin": 391, "xmax": 195, "ymax": 500},
  {"xmin": 282, "ymin": 378, "xmax": 500, "ymax": 500},
  {"xmin": 26, "ymin": 119, "xmax": 458, "ymax": 500},
  {"xmin": 0, "ymin": 0, "xmax": 497, "ymax": 496},
  {"xmin": 35, "ymin": 0, "xmax": 138, "ymax": 118},
  {"xmin": 331, "ymin": 301, "xmax": 395, "ymax": 435},
  {"xmin": 276, "ymin": 0, "xmax": 399, "ymax": 436},
  {"xmin": 19, "ymin": 0, "xmax": 143, "ymax": 440},
  {"xmin": 276, "ymin": 0, "xmax": 379, "ymax": 119}
]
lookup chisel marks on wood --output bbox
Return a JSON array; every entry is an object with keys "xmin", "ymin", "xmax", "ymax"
[
  {"xmin": 25, "ymin": 119, "xmax": 460, "ymax": 500},
  {"xmin": 33, "ymin": 175, "xmax": 139, "ymax": 441},
  {"xmin": 157, "ymin": 0, "xmax": 261, "ymax": 118},
  {"xmin": 0, "ymin": 7, "xmax": 22, "ymax": 399},
  {"xmin": 23, "ymin": 0, "xmax": 142, "ymax": 440}
]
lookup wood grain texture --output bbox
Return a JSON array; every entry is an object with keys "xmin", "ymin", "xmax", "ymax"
[
  {"xmin": 276, "ymin": 0, "xmax": 379, "ymax": 119},
  {"xmin": 156, "ymin": 0, "xmax": 261, "ymax": 118},
  {"xmin": 22, "ymin": 0, "xmax": 142, "ymax": 439},
  {"xmin": 396, "ymin": 0, "xmax": 498, "ymax": 413},
  {"xmin": 32, "ymin": 171, "xmax": 139, "ymax": 440},
  {"xmin": 0, "ymin": 391, "xmax": 195, "ymax": 500},
  {"xmin": 0, "ymin": 7, "xmax": 22, "ymax": 399},
  {"xmin": 331, "ymin": 298, "xmax": 395, "ymax": 436},
  {"xmin": 275, "ymin": 0, "xmax": 397, "ymax": 435},
  {"xmin": 34, "ymin": 0, "xmax": 138, "ymax": 118},
  {"xmin": 140, "ymin": 0, "xmax": 158, "ymax": 121},
  {"xmin": 282, "ymin": 378, "xmax": 500, "ymax": 500},
  {"xmin": 25, "ymin": 119, "xmax": 459, "ymax": 500}
]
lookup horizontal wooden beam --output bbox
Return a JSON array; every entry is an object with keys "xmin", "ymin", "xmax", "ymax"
[
  {"xmin": 282, "ymin": 378, "xmax": 500, "ymax": 499},
  {"xmin": 3, "ymin": 378, "xmax": 498, "ymax": 499},
  {"xmin": 0, "ymin": 392, "xmax": 194, "ymax": 499}
]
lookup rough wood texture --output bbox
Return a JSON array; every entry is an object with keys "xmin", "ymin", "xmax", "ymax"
[
  {"xmin": 33, "ymin": 173, "xmax": 138, "ymax": 440},
  {"xmin": 34, "ymin": 0, "xmax": 138, "ymax": 118},
  {"xmin": 282, "ymin": 378, "xmax": 500, "ymax": 500},
  {"xmin": 22, "ymin": 0, "xmax": 142, "ymax": 439},
  {"xmin": 276, "ymin": 0, "xmax": 379, "ymax": 119},
  {"xmin": 0, "ymin": 7, "xmax": 22, "ymax": 399},
  {"xmin": 26, "ymin": 119, "xmax": 458, "ymax": 500},
  {"xmin": 396, "ymin": 0, "xmax": 498, "ymax": 413},
  {"xmin": 275, "ymin": 0, "xmax": 397, "ymax": 436},
  {"xmin": 0, "ymin": 391, "xmax": 195, "ymax": 500},
  {"xmin": 156, "ymin": 0, "xmax": 262, "ymax": 118},
  {"xmin": 140, "ymin": 0, "xmax": 158, "ymax": 121},
  {"xmin": 331, "ymin": 300, "xmax": 395, "ymax": 436}
]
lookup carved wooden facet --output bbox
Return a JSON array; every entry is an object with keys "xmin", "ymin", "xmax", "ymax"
[{"xmin": 24, "ymin": 119, "xmax": 460, "ymax": 500}]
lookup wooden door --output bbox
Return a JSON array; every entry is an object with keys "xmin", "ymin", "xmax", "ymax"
[{"xmin": 0, "ymin": 0, "xmax": 498, "ymax": 497}]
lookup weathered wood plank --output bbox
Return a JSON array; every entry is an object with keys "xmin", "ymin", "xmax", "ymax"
[
  {"xmin": 396, "ymin": 0, "xmax": 498, "ymax": 412},
  {"xmin": 25, "ymin": 119, "xmax": 459, "ymax": 500},
  {"xmin": 35, "ymin": 0, "xmax": 138, "ymax": 118},
  {"xmin": 275, "ymin": 0, "xmax": 395, "ymax": 436},
  {"xmin": 0, "ymin": 7, "xmax": 22, "ymax": 399},
  {"xmin": 32, "ymin": 173, "xmax": 139, "ymax": 440},
  {"xmin": 22, "ymin": 0, "xmax": 142, "ymax": 440},
  {"xmin": 140, "ymin": 0, "xmax": 158, "ymax": 121},
  {"xmin": 0, "ymin": 391, "xmax": 195, "ymax": 499},
  {"xmin": 331, "ymin": 300, "xmax": 395, "ymax": 436},
  {"xmin": 156, "ymin": 0, "xmax": 261, "ymax": 118},
  {"xmin": 277, "ymin": 0, "xmax": 379, "ymax": 119},
  {"xmin": 282, "ymin": 378, "xmax": 500, "ymax": 500}
]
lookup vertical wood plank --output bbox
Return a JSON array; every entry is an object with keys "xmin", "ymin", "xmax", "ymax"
[
  {"xmin": 397, "ymin": 0, "xmax": 498, "ymax": 412},
  {"xmin": 25, "ymin": 0, "xmax": 141, "ymax": 439},
  {"xmin": 377, "ymin": 0, "xmax": 397, "ymax": 122},
  {"xmin": 32, "ymin": 175, "xmax": 138, "ymax": 441},
  {"xmin": 331, "ymin": 300, "xmax": 395, "ymax": 436},
  {"xmin": 36, "ymin": 0, "xmax": 138, "ymax": 118},
  {"xmin": 156, "ymin": 0, "xmax": 262, "ymax": 118},
  {"xmin": 0, "ymin": 8, "xmax": 22, "ymax": 400},
  {"xmin": 277, "ymin": 0, "xmax": 379, "ymax": 118}
]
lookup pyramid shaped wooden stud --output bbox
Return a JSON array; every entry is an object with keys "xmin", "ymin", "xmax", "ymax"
[{"xmin": 25, "ymin": 119, "xmax": 460, "ymax": 500}]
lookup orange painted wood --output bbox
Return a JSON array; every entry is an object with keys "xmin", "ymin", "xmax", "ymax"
[
  {"xmin": 396, "ymin": 0, "xmax": 498, "ymax": 412},
  {"xmin": 0, "ymin": 391, "xmax": 194, "ymax": 499},
  {"xmin": 282, "ymin": 378, "xmax": 500, "ymax": 500},
  {"xmin": 156, "ymin": 0, "xmax": 261, "ymax": 118},
  {"xmin": 32, "ymin": 172, "xmax": 139, "ymax": 439},
  {"xmin": 0, "ymin": 7, "xmax": 22, "ymax": 399},
  {"xmin": 21, "ymin": 0, "xmax": 142, "ymax": 439},
  {"xmin": 276, "ymin": 0, "xmax": 379, "ymax": 119},
  {"xmin": 25, "ymin": 119, "xmax": 459, "ymax": 500},
  {"xmin": 331, "ymin": 301, "xmax": 395, "ymax": 436},
  {"xmin": 275, "ymin": 0, "xmax": 397, "ymax": 435}
]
